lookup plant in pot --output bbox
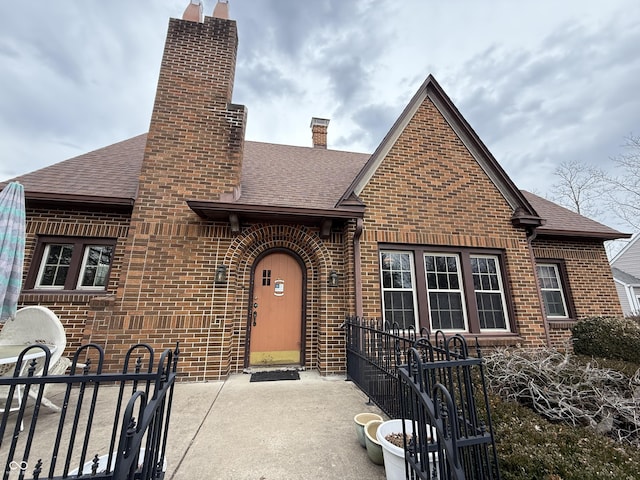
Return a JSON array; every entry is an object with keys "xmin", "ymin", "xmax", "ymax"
[{"xmin": 376, "ymin": 419, "xmax": 439, "ymax": 480}]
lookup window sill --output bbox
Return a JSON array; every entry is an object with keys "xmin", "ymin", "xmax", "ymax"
[
  {"xmin": 456, "ymin": 333, "xmax": 525, "ymax": 349},
  {"xmin": 547, "ymin": 318, "xmax": 577, "ymax": 329},
  {"xmin": 20, "ymin": 290, "xmax": 112, "ymax": 305}
]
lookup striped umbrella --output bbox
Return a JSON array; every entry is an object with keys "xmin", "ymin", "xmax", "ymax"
[{"xmin": 0, "ymin": 182, "xmax": 26, "ymax": 321}]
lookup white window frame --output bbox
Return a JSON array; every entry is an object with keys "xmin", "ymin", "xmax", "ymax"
[
  {"xmin": 470, "ymin": 255, "xmax": 510, "ymax": 332},
  {"xmin": 76, "ymin": 245, "xmax": 113, "ymax": 290},
  {"xmin": 30, "ymin": 237, "xmax": 116, "ymax": 292},
  {"xmin": 35, "ymin": 243, "xmax": 74, "ymax": 290},
  {"xmin": 380, "ymin": 251, "xmax": 419, "ymax": 330},
  {"xmin": 424, "ymin": 253, "xmax": 468, "ymax": 333},
  {"xmin": 536, "ymin": 263, "xmax": 569, "ymax": 319}
]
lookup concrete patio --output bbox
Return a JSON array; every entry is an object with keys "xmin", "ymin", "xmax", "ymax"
[
  {"xmin": 168, "ymin": 371, "xmax": 387, "ymax": 479},
  {"xmin": 2, "ymin": 371, "xmax": 388, "ymax": 479}
]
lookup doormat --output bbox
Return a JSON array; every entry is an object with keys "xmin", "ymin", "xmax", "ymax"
[{"xmin": 250, "ymin": 370, "xmax": 300, "ymax": 382}]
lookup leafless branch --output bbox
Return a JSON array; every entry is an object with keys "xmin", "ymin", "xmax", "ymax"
[{"xmin": 484, "ymin": 348, "xmax": 640, "ymax": 446}]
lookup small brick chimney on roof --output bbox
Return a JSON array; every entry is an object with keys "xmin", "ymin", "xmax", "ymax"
[{"xmin": 310, "ymin": 117, "xmax": 330, "ymax": 149}]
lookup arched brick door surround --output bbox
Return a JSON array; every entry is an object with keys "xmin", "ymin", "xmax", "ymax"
[{"xmin": 223, "ymin": 224, "xmax": 336, "ymax": 372}]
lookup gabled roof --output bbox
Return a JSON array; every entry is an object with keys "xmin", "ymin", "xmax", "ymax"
[
  {"xmin": 338, "ymin": 75, "xmax": 541, "ymax": 228},
  {"xmin": 610, "ymin": 233, "xmax": 640, "ymax": 264},
  {"xmin": 612, "ymin": 267, "xmax": 640, "ymax": 286},
  {"xmin": 522, "ymin": 191, "xmax": 630, "ymax": 240},
  {"xmin": 2, "ymin": 110, "xmax": 629, "ymax": 242}
]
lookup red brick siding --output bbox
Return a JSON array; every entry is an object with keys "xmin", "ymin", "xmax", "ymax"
[
  {"xmin": 357, "ymin": 97, "xmax": 547, "ymax": 346},
  {"xmin": 19, "ymin": 208, "xmax": 130, "ymax": 354},
  {"xmin": 134, "ymin": 16, "xmax": 245, "ymax": 219},
  {"xmin": 80, "ymin": 221, "xmax": 348, "ymax": 379},
  {"xmin": 532, "ymin": 237, "xmax": 622, "ymax": 349}
]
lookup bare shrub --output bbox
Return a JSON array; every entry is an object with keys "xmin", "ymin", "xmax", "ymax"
[{"xmin": 484, "ymin": 348, "xmax": 640, "ymax": 446}]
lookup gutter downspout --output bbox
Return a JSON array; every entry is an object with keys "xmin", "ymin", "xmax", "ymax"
[
  {"xmin": 527, "ymin": 227, "xmax": 551, "ymax": 347},
  {"xmin": 354, "ymin": 218, "xmax": 364, "ymax": 317}
]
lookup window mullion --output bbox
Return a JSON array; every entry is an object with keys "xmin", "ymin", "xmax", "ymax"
[
  {"xmin": 461, "ymin": 252, "xmax": 480, "ymax": 333},
  {"xmin": 64, "ymin": 241, "xmax": 84, "ymax": 290},
  {"xmin": 414, "ymin": 249, "xmax": 429, "ymax": 332}
]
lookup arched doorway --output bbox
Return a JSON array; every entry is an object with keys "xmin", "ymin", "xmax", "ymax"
[{"xmin": 247, "ymin": 250, "xmax": 304, "ymax": 367}]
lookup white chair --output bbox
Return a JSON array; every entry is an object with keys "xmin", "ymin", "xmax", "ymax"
[{"xmin": 0, "ymin": 306, "xmax": 69, "ymax": 412}]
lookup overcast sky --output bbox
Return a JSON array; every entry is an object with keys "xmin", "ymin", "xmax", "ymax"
[{"xmin": 1, "ymin": 0, "xmax": 638, "ymax": 233}]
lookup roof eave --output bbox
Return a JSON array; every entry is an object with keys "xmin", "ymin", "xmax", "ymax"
[
  {"xmin": 535, "ymin": 229, "xmax": 632, "ymax": 241},
  {"xmin": 511, "ymin": 213, "xmax": 544, "ymax": 229},
  {"xmin": 186, "ymin": 200, "xmax": 365, "ymax": 238},
  {"xmin": 26, "ymin": 192, "xmax": 135, "ymax": 212}
]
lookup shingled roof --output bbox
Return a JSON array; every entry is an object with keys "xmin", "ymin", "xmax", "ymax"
[
  {"xmin": 611, "ymin": 267, "xmax": 640, "ymax": 286},
  {"xmin": 5, "ymin": 134, "xmax": 369, "ymax": 213},
  {"xmin": 6, "ymin": 133, "xmax": 147, "ymax": 208},
  {"xmin": 522, "ymin": 190, "xmax": 628, "ymax": 240},
  {"xmin": 3, "ymin": 134, "xmax": 629, "ymax": 240},
  {"xmin": 239, "ymin": 142, "xmax": 368, "ymax": 210}
]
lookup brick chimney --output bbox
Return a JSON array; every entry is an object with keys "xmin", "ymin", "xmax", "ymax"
[
  {"xmin": 134, "ymin": 3, "xmax": 247, "ymax": 219},
  {"xmin": 110, "ymin": 3, "xmax": 247, "ymax": 353},
  {"xmin": 310, "ymin": 117, "xmax": 330, "ymax": 149}
]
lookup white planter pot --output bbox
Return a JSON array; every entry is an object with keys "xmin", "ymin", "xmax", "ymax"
[
  {"xmin": 364, "ymin": 419, "xmax": 384, "ymax": 465},
  {"xmin": 377, "ymin": 419, "xmax": 439, "ymax": 480},
  {"xmin": 354, "ymin": 412, "xmax": 383, "ymax": 448}
]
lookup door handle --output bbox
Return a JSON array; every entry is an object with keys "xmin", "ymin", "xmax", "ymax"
[{"xmin": 253, "ymin": 310, "xmax": 257, "ymax": 326}]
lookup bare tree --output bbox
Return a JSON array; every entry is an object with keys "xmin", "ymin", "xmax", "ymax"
[
  {"xmin": 551, "ymin": 159, "xmax": 604, "ymax": 218},
  {"xmin": 603, "ymin": 134, "xmax": 640, "ymax": 231}
]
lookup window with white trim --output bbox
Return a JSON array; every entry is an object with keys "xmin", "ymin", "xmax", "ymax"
[
  {"xmin": 536, "ymin": 263, "xmax": 569, "ymax": 318},
  {"xmin": 380, "ymin": 251, "xmax": 418, "ymax": 329},
  {"xmin": 76, "ymin": 245, "xmax": 114, "ymax": 290},
  {"xmin": 424, "ymin": 254, "xmax": 467, "ymax": 331},
  {"xmin": 471, "ymin": 256, "xmax": 509, "ymax": 330},
  {"xmin": 380, "ymin": 247, "xmax": 512, "ymax": 334},
  {"xmin": 29, "ymin": 237, "xmax": 115, "ymax": 292}
]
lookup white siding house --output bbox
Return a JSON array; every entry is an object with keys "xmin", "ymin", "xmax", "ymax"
[{"xmin": 611, "ymin": 235, "xmax": 640, "ymax": 316}]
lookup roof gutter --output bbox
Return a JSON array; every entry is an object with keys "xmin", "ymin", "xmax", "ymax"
[
  {"xmin": 535, "ymin": 229, "xmax": 632, "ymax": 241},
  {"xmin": 25, "ymin": 193, "xmax": 135, "ymax": 211}
]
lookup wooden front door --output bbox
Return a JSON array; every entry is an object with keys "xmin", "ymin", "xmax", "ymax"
[{"xmin": 249, "ymin": 252, "xmax": 303, "ymax": 366}]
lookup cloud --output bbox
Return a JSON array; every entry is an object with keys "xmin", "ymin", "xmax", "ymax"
[
  {"xmin": 0, "ymin": 0, "xmax": 639, "ymax": 235},
  {"xmin": 334, "ymin": 103, "xmax": 402, "ymax": 151}
]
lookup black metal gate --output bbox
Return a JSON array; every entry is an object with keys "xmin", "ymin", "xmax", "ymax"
[
  {"xmin": 0, "ymin": 343, "xmax": 178, "ymax": 480},
  {"xmin": 344, "ymin": 317, "xmax": 500, "ymax": 479}
]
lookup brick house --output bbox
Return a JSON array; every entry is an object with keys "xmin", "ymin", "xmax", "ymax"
[{"xmin": 3, "ymin": 2, "xmax": 629, "ymax": 380}]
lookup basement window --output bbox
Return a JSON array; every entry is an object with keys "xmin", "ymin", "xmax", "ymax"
[{"xmin": 27, "ymin": 236, "xmax": 116, "ymax": 292}]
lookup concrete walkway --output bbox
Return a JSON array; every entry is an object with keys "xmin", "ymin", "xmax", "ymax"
[
  {"xmin": 168, "ymin": 371, "xmax": 387, "ymax": 479},
  {"xmin": 1, "ymin": 370, "xmax": 388, "ymax": 479}
]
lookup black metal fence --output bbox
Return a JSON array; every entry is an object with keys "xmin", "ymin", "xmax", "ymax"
[
  {"xmin": 0, "ymin": 343, "xmax": 178, "ymax": 480},
  {"xmin": 344, "ymin": 316, "xmax": 424, "ymax": 418},
  {"xmin": 344, "ymin": 317, "xmax": 500, "ymax": 479}
]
